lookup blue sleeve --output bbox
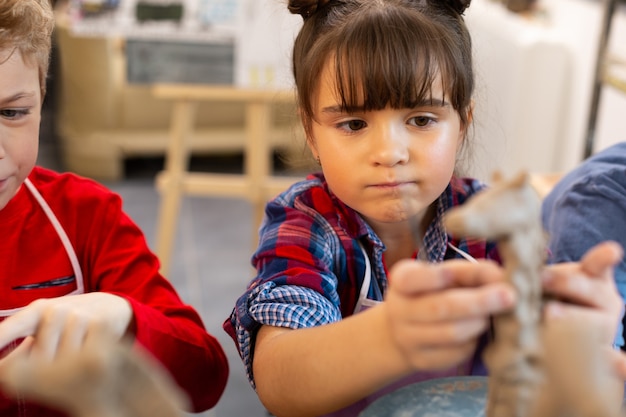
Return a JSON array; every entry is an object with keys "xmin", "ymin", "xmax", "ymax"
[{"xmin": 542, "ymin": 144, "xmax": 626, "ymax": 347}]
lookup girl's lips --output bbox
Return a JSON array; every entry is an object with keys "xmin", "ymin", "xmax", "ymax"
[{"xmin": 370, "ymin": 181, "xmax": 414, "ymax": 188}]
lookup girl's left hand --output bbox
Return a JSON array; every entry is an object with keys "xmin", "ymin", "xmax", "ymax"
[
  {"xmin": 542, "ymin": 240, "xmax": 624, "ymax": 347},
  {"xmin": 0, "ymin": 293, "xmax": 133, "ymax": 362}
]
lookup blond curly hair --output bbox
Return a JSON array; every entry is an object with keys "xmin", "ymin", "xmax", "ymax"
[{"xmin": 0, "ymin": 0, "xmax": 55, "ymax": 96}]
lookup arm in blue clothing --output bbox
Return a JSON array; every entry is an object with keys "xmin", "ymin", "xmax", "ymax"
[{"xmin": 542, "ymin": 142, "xmax": 626, "ymax": 348}]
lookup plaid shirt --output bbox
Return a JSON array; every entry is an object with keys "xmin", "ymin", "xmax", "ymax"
[{"xmin": 224, "ymin": 173, "xmax": 500, "ymax": 386}]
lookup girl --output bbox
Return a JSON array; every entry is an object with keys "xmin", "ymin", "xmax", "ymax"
[{"xmin": 224, "ymin": 0, "xmax": 624, "ymax": 416}]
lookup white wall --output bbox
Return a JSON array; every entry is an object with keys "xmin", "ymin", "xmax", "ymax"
[
  {"xmin": 465, "ymin": 0, "xmax": 626, "ymax": 180},
  {"xmin": 538, "ymin": 0, "xmax": 626, "ymax": 165},
  {"xmin": 465, "ymin": 0, "xmax": 572, "ymax": 180},
  {"xmin": 235, "ymin": 0, "xmax": 301, "ymax": 89}
]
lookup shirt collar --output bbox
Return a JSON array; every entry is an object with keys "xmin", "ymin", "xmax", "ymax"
[{"xmin": 423, "ymin": 185, "xmax": 453, "ymax": 262}]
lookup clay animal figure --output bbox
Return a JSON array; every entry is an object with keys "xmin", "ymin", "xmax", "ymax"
[
  {"xmin": 444, "ymin": 171, "xmax": 625, "ymax": 417},
  {"xmin": 444, "ymin": 171, "xmax": 546, "ymax": 417},
  {"xmin": 0, "ymin": 326, "xmax": 189, "ymax": 417}
]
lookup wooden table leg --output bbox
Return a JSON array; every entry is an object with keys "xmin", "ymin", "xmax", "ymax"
[
  {"xmin": 245, "ymin": 100, "xmax": 272, "ymax": 246},
  {"xmin": 155, "ymin": 99, "xmax": 197, "ymax": 276}
]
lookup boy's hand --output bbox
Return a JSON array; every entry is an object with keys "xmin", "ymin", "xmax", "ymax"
[
  {"xmin": 384, "ymin": 259, "xmax": 516, "ymax": 371},
  {"xmin": 0, "ymin": 293, "xmax": 133, "ymax": 361}
]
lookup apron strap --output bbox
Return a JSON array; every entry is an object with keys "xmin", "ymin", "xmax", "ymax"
[
  {"xmin": 352, "ymin": 241, "xmax": 478, "ymax": 315},
  {"xmin": 23, "ymin": 179, "xmax": 85, "ymax": 294},
  {"xmin": 447, "ymin": 242, "xmax": 479, "ymax": 263},
  {"xmin": 353, "ymin": 242, "xmax": 373, "ymax": 314}
]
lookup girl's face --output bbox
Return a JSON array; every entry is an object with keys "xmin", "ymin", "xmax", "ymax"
[
  {"xmin": 308, "ymin": 60, "xmax": 465, "ymax": 230},
  {"xmin": 0, "ymin": 49, "xmax": 41, "ymax": 210}
]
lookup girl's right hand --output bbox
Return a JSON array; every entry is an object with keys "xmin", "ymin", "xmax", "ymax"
[{"xmin": 383, "ymin": 259, "xmax": 516, "ymax": 372}]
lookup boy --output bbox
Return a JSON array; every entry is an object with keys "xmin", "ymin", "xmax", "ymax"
[{"xmin": 0, "ymin": 1, "xmax": 228, "ymax": 415}]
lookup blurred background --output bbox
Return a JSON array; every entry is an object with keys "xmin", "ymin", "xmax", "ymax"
[{"xmin": 40, "ymin": 0, "xmax": 626, "ymax": 415}]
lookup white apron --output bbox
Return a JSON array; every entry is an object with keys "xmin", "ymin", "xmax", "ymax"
[{"xmin": 353, "ymin": 241, "xmax": 478, "ymax": 314}]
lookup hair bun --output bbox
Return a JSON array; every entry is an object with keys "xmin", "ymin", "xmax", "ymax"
[
  {"xmin": 438, "ymin": 0, "xmax": 472, "ymax": 16},
  {"xmin": 288, "ymin": 0, "xmax": 331, "ymax": 19}
]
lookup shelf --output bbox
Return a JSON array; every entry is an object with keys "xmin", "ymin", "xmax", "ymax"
[{"xmin": 604, "ymin": 56, "xmax": 626, "ymax": 94}]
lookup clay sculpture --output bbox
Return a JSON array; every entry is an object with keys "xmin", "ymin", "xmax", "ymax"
[
  {"xmin": 0, "ymin": 325, "xmax": 188, "ymax": 417},
  {"xmin": 444, "ymin": 171, "xmax": 548, "ymax": 417},
  {"xmin": 444, "ymin": 171, "xmax": 622, "ymax": 417}
]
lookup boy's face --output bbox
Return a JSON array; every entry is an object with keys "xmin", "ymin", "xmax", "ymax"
[{"xmin": 0, "ymin": 49, "xmax": 40, "ymax": 211}]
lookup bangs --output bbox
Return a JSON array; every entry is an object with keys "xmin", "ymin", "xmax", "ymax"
[
  {"xmin": 293, "ymin": 1, "xmax": 474, "ymax": 134},
  {"xmin": 331, "ymin": 8, "xmax": 463, "ymax": 113}
]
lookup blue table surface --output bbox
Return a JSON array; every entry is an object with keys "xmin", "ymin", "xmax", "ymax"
[
  {"xmin": 359, "ymin": 376, "xmax": 488, "ymax": 417},
  {"xmin": 359, "ymin": 376, "xmax": 626, "ymax": 417}
]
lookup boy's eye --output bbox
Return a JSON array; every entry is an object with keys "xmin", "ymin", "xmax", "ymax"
[
  {"xmin": 0, "ymin": 109, "xmax": 29, "ymax": 119},
  {"xmin": 409, "ymin": 116, "xmax": 432, "ymax": 127}
]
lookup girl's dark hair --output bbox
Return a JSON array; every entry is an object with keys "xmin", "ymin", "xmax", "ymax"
[{"xmin": 287, "ymin": 0, "xmax": 474, "ymax": 137}]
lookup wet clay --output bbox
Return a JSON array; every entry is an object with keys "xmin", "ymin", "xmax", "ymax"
[
  {"xmin": 444, "ymin": 171, "xmax": 623, "ymax": 417},
  {"xmin": 444, "ymin": 172, "xmax": 548, "ymax": 417},
  {"xmin": 0, "ymin": 329, "xmax": 188, "ymax": 417}
]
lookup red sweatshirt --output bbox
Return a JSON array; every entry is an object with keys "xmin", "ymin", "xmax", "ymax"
[{"xmin": 0, "ymin": 167, "xmax": 228, "ymax": 416}]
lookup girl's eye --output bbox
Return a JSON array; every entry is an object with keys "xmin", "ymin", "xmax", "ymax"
[
  {"xmin": 339, "ymin": 119, "xmax": 367, "ymax": 132},
  {"xmin": 409, "ymin": 116, "xmax": 433, "ymax": 127},
  {"xmin": 0, "ymin": 108, "xmax": 30, "ymax": 120}
]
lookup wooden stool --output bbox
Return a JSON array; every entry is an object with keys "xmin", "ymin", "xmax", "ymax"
[{"xmin": 152, "ymin": 84, "xmax": 303, "ymax": 276}]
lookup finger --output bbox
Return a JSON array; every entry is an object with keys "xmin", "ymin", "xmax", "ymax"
[
  {"xmin": 544, "ymin": 301, "xmax": 618, "ymax": 344},
  {"xmin": 409, "ymin": 341, "xmax": 478, "ymax": 371},
  {"xmin": 80, "ymin": 321, "xmax": 117, "ymax": 366},
  {"xmin": 542, "ymin": 241, "xmax": 623, "ymax": 297},
  {"xmin": 83, "ymin": 320, "xmax": 114, "ymax": 351},
  {"xmin": 542, "ymin": 262, "xmax": 622, "ymax": 314},
  {"xmin": 56, "ymin": 314, "xmax": 88, "ymax": 356},
  {"xmin": 406, "ymin": 283, "xmax": 515, "ymax": 322},
  {"xmin": 0, "ymin": 336, "xmax": 34, "ymax": 369},
  {"xmin": 400, "ymin": 316, "xmax": 490, "ymax": 346},
  {"xmin": 608, "ymin": 349, "xmax": 626, "ymax": 380},
  {"xmin": 581, "ymin": 241, "xmax": 624, "ymax": 279},
  {"xmin": 542, "ymin": 269, "xmax": 618, "ymax": 308},
  {"xmin": 30, "ymin": 309, "xmax": 66, "ymax": 362},
  {"xmin": 0, "ymin": 305, "xmax": 43, "ymax": 351},
  {"xmin": 0, "ymin": 337, "xmax": 35, "ymax": 393},
  {"xmin": 391, "ymin": 259, "xmax": 505, "ymax": 295}
]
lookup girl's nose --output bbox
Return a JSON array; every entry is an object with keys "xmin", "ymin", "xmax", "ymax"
[{"xmin": 370, "ymin": 122, "xmax": 409, "ymax": 167}]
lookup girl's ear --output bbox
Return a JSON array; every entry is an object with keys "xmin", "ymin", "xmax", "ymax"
[
  {"xmin": 466, "ymin": 101, "xmax": 474, "ymax": 126},
  {"xmin": 296, "ymin": 106, "xmax": 318, "ymax": 157},
  {"xmin": 306, "ymin": 135, "xmax": 318, "ymax": 160},
  {"xmin": 459, "ymin": 101, "xmax": 474, "ymax": 144}
]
